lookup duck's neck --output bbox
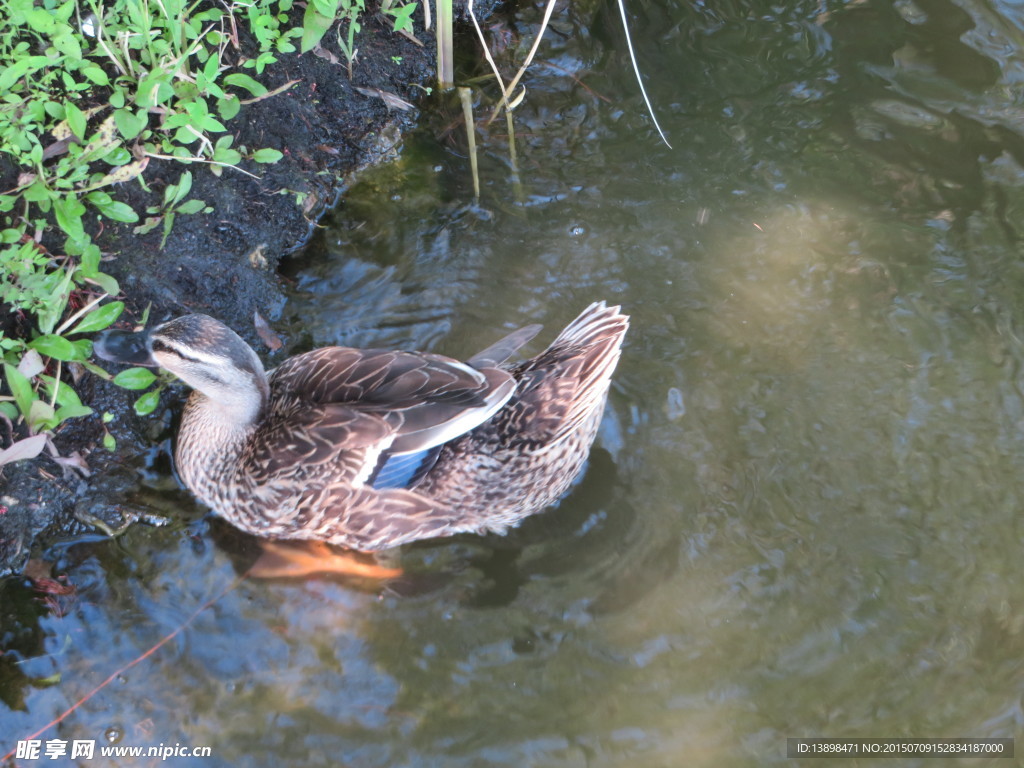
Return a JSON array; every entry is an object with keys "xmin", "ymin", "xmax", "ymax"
[
  {"xmin": 173, "ymin": 363, "xmax": 269, "ymax": 431},
  {"xmin": 176, "ymin": 390, "xmax": 261, "ymax": 508}
]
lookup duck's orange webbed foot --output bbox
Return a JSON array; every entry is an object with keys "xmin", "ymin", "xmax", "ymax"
[{"xmin": 250, "ymin": 540, "xmax": 402, "ymax": 580}]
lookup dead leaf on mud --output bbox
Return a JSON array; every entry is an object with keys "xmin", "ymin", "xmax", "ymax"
[
  {"xmin": 42, "ymin": 136, "xmax": 75, "ymax": 161},
  {"xmin": 354, "ymin": 87, "xmax": 415, "ymax": 112},
  {"xmin": 312, "ymin": 44, "xmax": 339, "ymax": 65},
  {"xmin": 395, "ymin": 27, "xmax": 423, "ymax": 46},
  {"xmin": 246, "ymin": 243, "xmax": 269, "ymax": 269},
  {"xmin": 0, "ymin": 435, "xmax": 48, "ymax": 467},
  {"xmin": 50, "ymin": 450, "xmax": 91, "ymax": 478},
  {"xmin": 17, "ymin": 349, "xmax": 44, "ymax": 378},
  {"xmin": 254, "ymin": 310, "xmax": 283, "ymax": 351},
  {"xmin": 78, "ymin": 157, "xmax": 149, "ymax": 192}
]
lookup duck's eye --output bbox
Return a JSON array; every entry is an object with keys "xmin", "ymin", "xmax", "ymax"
[{"xmin": 152, "ymin": 338, "xmax": 204, "ymax": 365}]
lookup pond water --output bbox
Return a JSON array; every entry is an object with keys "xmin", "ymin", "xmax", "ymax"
[{"xmin": 6, "ymin": 0, "xmax": 1024, "ymax": 765}]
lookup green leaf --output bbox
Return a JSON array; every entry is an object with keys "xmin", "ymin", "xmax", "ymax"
[
  {"xmin": 4, "ymin": 364, "xmax": 35, "ymax": 421},
  {"xmin": 175, "ymin": 199, "xmax": 207, "ymax": 215},
  {"xmin": 0, "ymin": 56, "xmax": 49, "ymax": 93},
  {"xmin": 68, "ymin": 301, "xmax": 124, "ymax": 334},
  {"xmin": 29, "ymin": 399, "xmax": 56, "ymax": 431},
  {"xmin": 386, "ymin": 2, "xmax": 417, "ymax": 32},
  {"xmin": 36, "ymin": 269, "xmax": 75, "ymax": 335},
  {"xmin": 217, "ymin": 95, "xmax": 241, "ymax": 120},
  {"xmin": 64, "ymin": 101, "xmax": 87, "ymax": 140},
  {"xmin": 23, "ymin": 179, "xmax": 51, "ymax": 204},
  {"xmin": 55, "ymin": 1, "xmax": 76, "ymax": 23},
  {"xmin": 40, "ymin": 374, "xmax": 85, "ymax": 409},
  {"xmin": 94, "ymin": 199, "xmax": 139, "ymax": 223},
  {"xmin": 133, "ymin": 389, "xmax": 161, "ymax": 415},
  {"xmin": 223, "ymin": 73, "xmax": 268, "ymax": 97},
  {"xmin": 53, "ymin": 195, "xmax": 86, "ymax": 242},
  {"xmin": 102, "ymin": 146, "xmax": 133, "ymax": 165},
  {"xmin": 113, "ymin": 368, "xmax": 157, "ymax": 390},
  {"xmin": 78, "ymin": 242, "xmax": 102, "ymax": 278},
  {"xmin": 214, "ymin": 147, "xmax": 242, "ymax": 165},
  {"xmin": 103, "ymin": 432, "xmax": 116, "ymax": 451},
  {"xmin": 311, "ymin": 0, "xmax": 339, "ymax": 17},
  {"xmin": 53, "ymin": 31, "xmax": 83, "ymax": 61},
  {"xmin": 72, "ymin": 339, "xmax": 93, "ymax": 359},
  {"xmin": 137, "ymin": 72, "xmax": 174, "ymax": 108},
  {"xmin": 55, "ymin": 403, "xmax": 93, "ymax": 422},
  {"xmin": 252, "ymin": 148, "xmax": 283, "ymax": 163},
  {"xmin": 300, "ymin": 5, "xmax": 335, "ymax": 53},
  {"xmin": 203, "ymin": 54, "xmax": 221, "ymax": 84},
  {"xmin": 160, "ymin": 212, "xmax": 176, "ymax": 248},
  {"xmin": 114, "ymin": 108, "xmax": 147, "ymax": 140},
  {"xmin": 0, "ymin": 402, "xmax": 18, "ymax": 421},
  {"xmin": 200, "ymin": 115, "xmax": 227, "ymax": 132},
  {"xmin": 22, "ymin": 9, "xmax": 56, "ymax": 34},
  {"xmin": 29, "ymin": 335, "xmax": 80, "ymax": 361},
  {"xmin": 134, "ymin": 216, "xmax": 162, "ymax": 236},
  {"xmin": 79, "ymin": 359, "xmax": 113, "ymax": 380},
  {"xmin": 172, "ymin": 172, "xmax": 193, "ymax": 206},
  {"xmin": 81, "ymin": 66, "xmax": 110, "ymax": 86},
  {"xmin": 88, "ymin": 272, "xmax": 120, "ymax": 295}
]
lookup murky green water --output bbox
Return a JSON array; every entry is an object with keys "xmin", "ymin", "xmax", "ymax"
[{"xmin": 6, "ymin": 0, "xmax": 1024, "ymax": 765}]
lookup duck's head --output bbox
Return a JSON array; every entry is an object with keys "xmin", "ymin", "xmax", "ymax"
[{"xmin": 95, "ymin": 315, "xmax": 270, "ymax": 426}]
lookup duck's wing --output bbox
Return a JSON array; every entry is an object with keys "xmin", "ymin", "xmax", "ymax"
[
  {"xmin": 244, "ymin": 403, "xmax": 394, "ymax": 483},
  {"xmin": 269, "ymin": 347, "xmax": 516, "ymax": 456},
  {"xmin": 273, "ymin": 347, "xmax": 492, "ymax": 407},
  {"xmin": 467, "ymin": 324, "xmax": 543, "ymax": 368}
]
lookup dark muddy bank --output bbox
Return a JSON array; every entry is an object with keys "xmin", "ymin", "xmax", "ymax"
[{"xmin": 0, "ymin": 1, "xmax": 497, "ymax": 576}]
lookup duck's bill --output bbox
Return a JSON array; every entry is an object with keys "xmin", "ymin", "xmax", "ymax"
[{"xmin": 93, "ymin": 328, "xmax": 158, "ymax": 367}]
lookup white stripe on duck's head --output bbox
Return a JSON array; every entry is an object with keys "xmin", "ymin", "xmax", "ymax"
[{"xmin": 95, "ymin": 314, "xmax": 270, "ymax": 426}]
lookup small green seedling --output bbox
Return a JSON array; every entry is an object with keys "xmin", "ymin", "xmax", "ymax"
[{"xmin": 133, "ymin": 171, "xmax": 212, "ymax": 248}]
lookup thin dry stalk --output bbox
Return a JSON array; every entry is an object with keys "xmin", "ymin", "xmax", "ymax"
[
  {"xmin": 458, "ymin": 87, "xmax": 480, "ymax": 199},
  {"xmin": 436, "ymin": 0, "xmax": 453, "ymax": 88},
  {"xmin": 485, "ymin": 0, "xmax": 558, "ymax": 127},
  {"xmin": 505, "ymin": 107, "xmax": 524, "ymax": 202},
  {"xmin": 468, "ymin": 0, "xmax": 511, "ymax": 113}
]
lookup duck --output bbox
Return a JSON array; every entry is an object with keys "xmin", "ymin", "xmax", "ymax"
[{"xmin": 94, "ymin": 302, "xmax": 628, "ymax": 573}]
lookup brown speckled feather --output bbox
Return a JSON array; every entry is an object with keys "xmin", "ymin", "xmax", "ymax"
[{"xmin": 273, "ymin": 347, "xmax": 492, "ymax": 408}]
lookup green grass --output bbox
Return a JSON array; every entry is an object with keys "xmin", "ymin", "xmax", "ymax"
[{"xmin": 0, "ymin": 0, "xmax": 421, "ymax": 464}]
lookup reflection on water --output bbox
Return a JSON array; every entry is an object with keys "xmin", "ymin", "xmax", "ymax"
[{"xmin": 6, "ymin": 0, "xmax": 1024, "ymax": 765}]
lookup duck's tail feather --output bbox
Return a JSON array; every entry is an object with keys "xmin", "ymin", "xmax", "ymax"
[
  {"xmin": 550, "ymin": 301, "xmax": 629, "ymax": 364},
  {"xmin": 513, "ymin": 301, "xmax": 629, "ymax": 444}
]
